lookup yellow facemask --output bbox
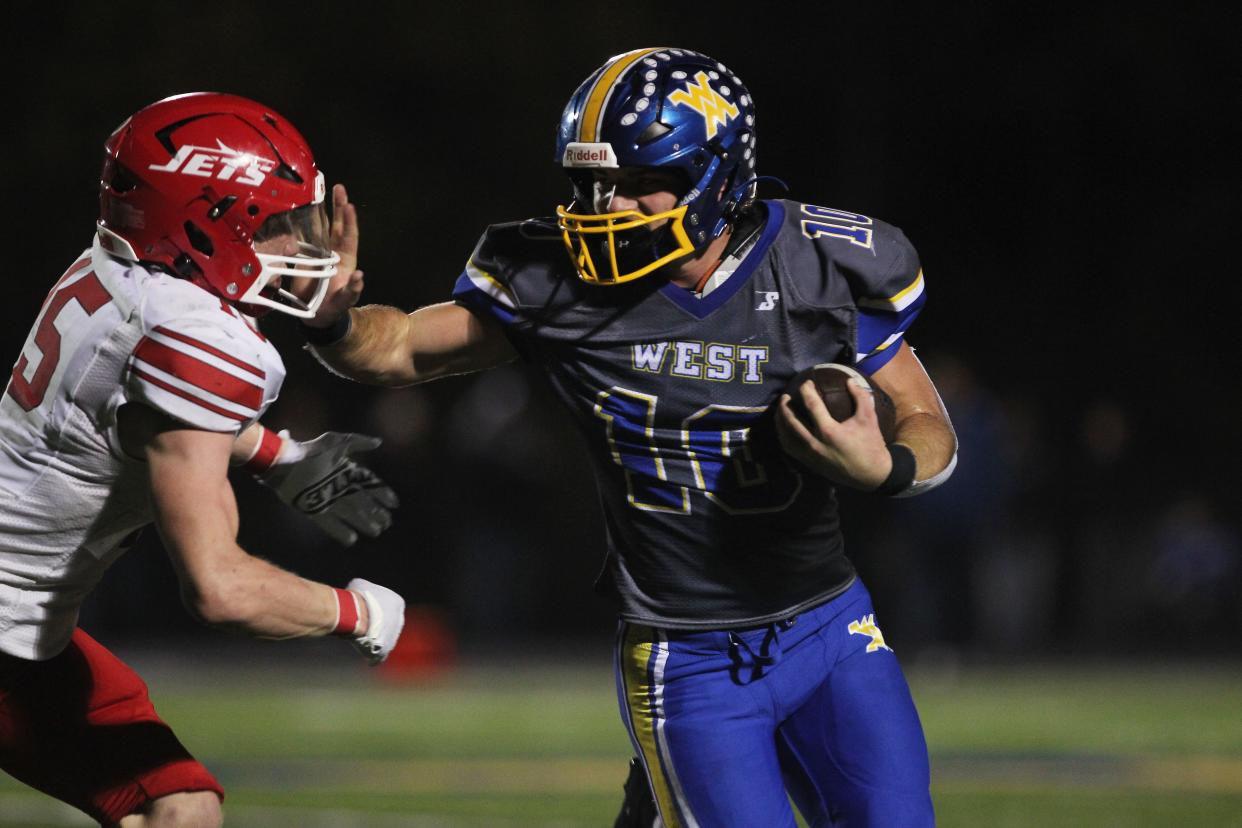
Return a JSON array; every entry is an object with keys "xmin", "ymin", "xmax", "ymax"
[{"xmin": 555, "ymin": 203, "xmax": 694, "ymax": 285}]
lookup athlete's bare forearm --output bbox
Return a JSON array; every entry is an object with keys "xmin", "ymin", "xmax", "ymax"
[
  {"xmin": 891, "ymin": 409, "xmax": 956, "ymax": 481},
  {"xmin": 773, "ymin": 342, "xmax": 956, "ymax": 493},
  {"xmin": 874, "ymin": 343, "xmax": 957, "ymax": 484},
  {"xmin": 175, "ymin": 543, "xmax": 350, "ymax": 640},
  {"xmin": 230, "ymin": 422, "xmax": 264, "ymax": 464},
  {"xmin": 311, "ymin": 305, "xmax": 420, "ymax": 386},
  {"xmin": 146, "ymin": 424, "xmax": 367, "ymax": 639},
  {"xmin": 312, "ymin": 302, "xmax": 516, "ymax": 387}
]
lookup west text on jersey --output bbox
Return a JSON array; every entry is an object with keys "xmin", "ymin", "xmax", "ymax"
[{"xmin": 631, "ymin": 341, "xmax": 768, "ymax": 383}]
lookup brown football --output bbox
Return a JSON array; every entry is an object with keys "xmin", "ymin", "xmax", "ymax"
[{"xmin": 785, "ymin": 363, "xmax": 898, "ymax": 443}]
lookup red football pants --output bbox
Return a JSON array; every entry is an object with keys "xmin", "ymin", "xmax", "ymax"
[{"xmin": 0, "ymin": 628, "xmax": 223, "ymax": 824}]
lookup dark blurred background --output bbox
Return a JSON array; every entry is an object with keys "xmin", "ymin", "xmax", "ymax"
[{"xmin": 2, "ymin": 3, "xmax": 1236, "ymax": 662}]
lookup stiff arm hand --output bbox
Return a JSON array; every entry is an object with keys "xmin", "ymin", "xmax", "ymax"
[{"xmin": 304, "ymin": 183, "xmax": 365, "ymax": 330}]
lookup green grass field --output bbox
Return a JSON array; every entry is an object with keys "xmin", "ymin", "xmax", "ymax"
[{"xmin": 2, "ymin": 651, "xmax": 1240, "ymax": 827}]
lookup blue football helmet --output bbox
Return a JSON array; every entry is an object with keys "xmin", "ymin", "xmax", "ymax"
[{"xmin": 555, "ymin": 47, "xmax": 757, "ymax": 285}]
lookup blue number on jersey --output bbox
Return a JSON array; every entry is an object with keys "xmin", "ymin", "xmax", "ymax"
[
  {"xmin": 800, "ymin": 204, "xmax": 874, "ymax": 249},
  {"xmin": 594, "ymin": 388, "xmax": 690, "ymax": 513},
  {"xmin": 595, "ymin": 388, "xmax": 802, "ymax": 515}
]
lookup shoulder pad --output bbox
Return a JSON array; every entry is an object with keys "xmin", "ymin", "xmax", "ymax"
[
  {"xmin": 126, "ymin": 285, "xmax": 284, "ymax": 431},
  {"xmin": 453, "ymin": 218, "xmax": 571, "ymax": 325},
  {"xmin": 777, "ymin": 199, "xmax": 920, "ymax": 303},
  {"xmin": 775, "ymin": 200, "xmax": 926, "ymax": 374},
  {"xmin": 471, "ymin": 219, "xmax": 561, "ymax": 270}
]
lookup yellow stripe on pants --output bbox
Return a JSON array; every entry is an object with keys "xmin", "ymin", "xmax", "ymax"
[{"xmin": 620, "ymin": 623, "xmax": 684, "ymax": 828}]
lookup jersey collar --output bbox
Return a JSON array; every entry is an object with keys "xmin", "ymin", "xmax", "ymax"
[{"xmin": 658, "ymin": 201, "xmax": 784, "ymax": 319}]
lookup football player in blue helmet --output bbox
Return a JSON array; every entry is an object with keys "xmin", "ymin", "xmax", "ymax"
[
  {"xmin": 555, "ymin": 47, "xmax": 758, "ymax": 285},
  {"xmin": 307, "ymin": 46, "xmax": 956, "ymax": 828}
]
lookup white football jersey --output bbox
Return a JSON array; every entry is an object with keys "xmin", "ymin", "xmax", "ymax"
[{"xmin": 0, "ymin": 238, "xmax": 285, "ymax": 660}]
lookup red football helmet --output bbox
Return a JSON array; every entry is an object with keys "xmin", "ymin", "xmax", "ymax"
[{"xmin": 97, "ymin": 92, "xmax": 338, "ymax": 318}]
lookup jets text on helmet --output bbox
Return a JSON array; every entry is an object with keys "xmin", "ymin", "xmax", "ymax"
[{"xmin": 148, "ymin": 140, "xmax": 276, "ymax": 187}]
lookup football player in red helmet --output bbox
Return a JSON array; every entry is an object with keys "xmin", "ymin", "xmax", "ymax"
[
  {"xmin": 0, "ymin": 93, "xmax": 404, "ymax": 826},
  {"xmin": 97, "ymin": 92, "xmax": 342, "ymax": 319}
]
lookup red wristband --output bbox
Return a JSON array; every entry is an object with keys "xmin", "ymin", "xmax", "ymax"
[
  {"xmin": 332, "ymin": 588, "xmax": 362, "ymax": 636},
  {"xmin": 243, "ymin": 427, "xmax": 284, "ymax": 475}
]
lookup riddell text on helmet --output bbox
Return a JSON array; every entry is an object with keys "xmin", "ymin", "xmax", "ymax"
[{"xmin": 562, "ymin": 142, "xmax": 618, "ymax": 168}]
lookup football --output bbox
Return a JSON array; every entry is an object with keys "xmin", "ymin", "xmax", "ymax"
[{"xmin": 785, "ymin": 363, "xmax": 898, "ymax": 443}]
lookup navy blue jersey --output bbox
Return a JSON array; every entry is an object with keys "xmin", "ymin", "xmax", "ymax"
[{"xmin": 453, "ymin": 199, "xmax": 926, "ymax": 629}]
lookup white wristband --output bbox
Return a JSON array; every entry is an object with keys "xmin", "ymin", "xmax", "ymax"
[{"xmin": 893, "ymin": 451, "xmax": 958, "ymax": 498}]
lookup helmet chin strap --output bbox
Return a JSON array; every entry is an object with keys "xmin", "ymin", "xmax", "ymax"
[{"xmin": 737, "ymin": 174, "xmax": 789, "ymax": 196}]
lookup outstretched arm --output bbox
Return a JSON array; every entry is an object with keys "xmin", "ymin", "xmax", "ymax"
[{"xmin": 310, "ymin": 302, "xmax": 515, "ymax": 386}]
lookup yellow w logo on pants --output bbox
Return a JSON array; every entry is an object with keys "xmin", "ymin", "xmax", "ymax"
[
  {"xmin": 848, "ymin": 614, "xmax": 893, "ymax": 653},
  {"xmin": 667, "ymin": 71, "xmax": 740, "ymax": 139}
]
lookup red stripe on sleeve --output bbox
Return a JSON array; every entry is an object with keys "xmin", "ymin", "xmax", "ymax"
[
  {"xmin": 133, "ymin": 338, "xmax": 263, "ymax": 410},
  {"xmin": 130, "ymin": 367, "xmax": 249, "ymax": 423},
  {"xmin": 242, "ymin": 426, "xmax": 285, "ymax": 474},
  {"xmin": 152, "ymin": 325, "xmax": 266, "ymax": 378}
]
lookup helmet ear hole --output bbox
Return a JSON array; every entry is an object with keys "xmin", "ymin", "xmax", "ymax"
[{"xmin": 106, "ymin": 163, "xmax": 139, "ymax": 194}]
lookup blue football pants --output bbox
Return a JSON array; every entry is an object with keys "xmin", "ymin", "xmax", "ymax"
[{"xmin": 615, "ymin": 579, "xmax": 934, "ymax": 827}]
